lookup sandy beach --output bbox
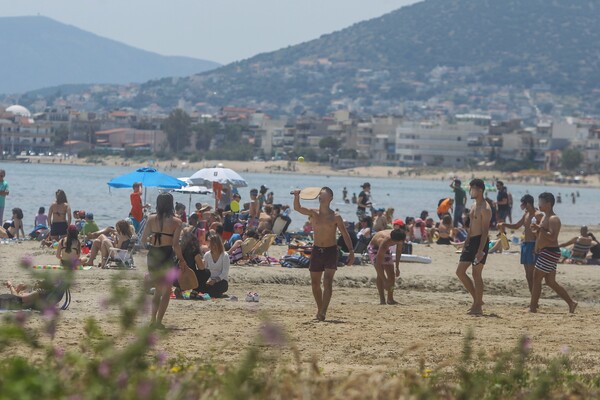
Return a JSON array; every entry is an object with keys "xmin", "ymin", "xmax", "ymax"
[
  {"xmin": 3, "ymin": 224, "xmax": 600, "ymax": 376},
  {"xmin": 15, "ymin": 155, "xmax": 600, "ymax": 189}
]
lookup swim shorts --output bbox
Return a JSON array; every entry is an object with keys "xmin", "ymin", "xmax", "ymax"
[
  {"xmin": 520, "ymin": 241, "xmax": 536, "ymax": 265},
  {"xmin": 534, "ymin": 247, "xmax": 561, "ymax": 273},
  {"xmin": 367, "ymin": 243, "xmax": 393, "ymax": 265},
  {"xmin": 309, "ymin": 245, "xmax": 338, "ymax": 272},
  {"xmin": 50, "ymin": 221, "xmax": 68, "ymax": 237},
  {"xmin": 460, "ymin": 235, "xmax": 490, "ymax": 265}
]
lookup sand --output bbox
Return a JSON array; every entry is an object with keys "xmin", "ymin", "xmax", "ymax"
[{"xmin": 2, "ymin": 224, "xmax": 600, "ymax": 376}]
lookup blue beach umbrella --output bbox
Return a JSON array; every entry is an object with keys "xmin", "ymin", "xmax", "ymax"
[{"xmin": 108, "ymin": 167, "xmax": 187, "ymax": 202}]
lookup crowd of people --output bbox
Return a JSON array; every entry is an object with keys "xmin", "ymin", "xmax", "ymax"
[{"xmin": 0, "ymin": 166, "xmax": 590, "ymax": 324}]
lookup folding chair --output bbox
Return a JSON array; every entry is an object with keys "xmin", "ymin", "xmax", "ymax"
[
  {"xmin": 135, "ymin": 217, "xmax": 147, "ymax": 250},
  {"xmin": 248, "ymin": 234, "xmax": 277, "ymax": 258},
  {"xmin": 101, "ymin": 237, "xmax": 137, "ymax": 269}
]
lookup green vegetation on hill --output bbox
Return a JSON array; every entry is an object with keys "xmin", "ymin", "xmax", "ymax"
[{"xmin": 114, "ymin": 0, "xmax": 600, "ymax": 114}]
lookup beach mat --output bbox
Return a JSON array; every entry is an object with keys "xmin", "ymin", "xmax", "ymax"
[{"xmin": 33, "ymin": 265, "xmax": 92, "ymax": 271}]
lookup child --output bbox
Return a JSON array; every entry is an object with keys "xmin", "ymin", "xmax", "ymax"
[
  {"xmin": 82, "ymin": 213, "xmax": 100, "ymax": 236},
  {"xmin": 56, "ymin": 224, "xmax": 82, "ymax": 268},
  {"xmin": 34, "ymin": 207, "xmax": 48, "ymax": 228}
]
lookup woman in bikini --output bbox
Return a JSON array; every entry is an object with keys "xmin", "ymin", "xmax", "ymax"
[
  {"xmin": 56, "ymin": 224, "xmax": 82, "ymax": 268},
  {"xmin": 48, "ymin": 190, "xmax": 71, "ymax": 241},
  {"xmin": 141, "ymin": 192, "xmax": 185, "ymax": 330},
  {"xmin": 0, "ymin": 208, "xmax": 25, "ymax": 239}
]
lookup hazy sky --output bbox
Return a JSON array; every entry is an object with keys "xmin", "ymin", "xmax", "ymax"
[{"xmin": 0, "ymin": 0, "xmax": 419, "ymax": 64}]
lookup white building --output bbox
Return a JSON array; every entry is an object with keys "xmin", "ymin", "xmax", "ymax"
[{"xmin": 395, "ymin": 115, "xmax": 490, "ymax": 167}]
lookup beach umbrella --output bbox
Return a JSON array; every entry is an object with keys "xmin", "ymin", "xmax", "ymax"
[
  {"xmin": 189, "ymin": 167, "xmax": 248, "ymax": 188},
  {"xmin": 173, "ymin": 177, "xmax": 213, "ymax": 210},
  {"xmin": 108, "ymin": 167, "xmax": 186, "ymax": 202}
]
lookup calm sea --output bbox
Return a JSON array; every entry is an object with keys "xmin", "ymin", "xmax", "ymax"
[{"xmin": 1, "ymin": 162, "xmax": 596, "ymax": 232}]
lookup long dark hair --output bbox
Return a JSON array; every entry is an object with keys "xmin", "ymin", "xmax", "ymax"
[
  {"xmin": 12, "ymin": 208, "xmax": 23, "ymax": 220},
  {"xmin": 181, "ymin": 230, "xmax": 200, "ymax": 255},
  {"xmin": 156, "ymin": 192, "xmax": 175, "ymax": 230},
  {"xmin": 65, "ymin": 225, "xmax": 79, "ymax": 253},
  {"xmin": 56, "ymin": 190, "xmax": 68, "ymax": 205}
]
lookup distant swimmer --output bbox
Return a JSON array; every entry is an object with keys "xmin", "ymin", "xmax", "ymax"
[
  {"xmin": 293, "ymin": 187, "xmax": 354, "ymax": 321},
  {"xmin": 456, "ymin": 179, "xmax": 491, "ymax": 316},
  {"xmin": 529, "ymin": 192, "xmax": 577, "ymax": 314}
]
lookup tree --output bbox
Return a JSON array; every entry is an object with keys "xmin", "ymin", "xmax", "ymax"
[
  {"xmin": 53, "ymin": 125, "xmax": 69, "ymax": 147},
  {"xmin": 561, "ymin": 148, "xmax": 583, "ymax": 171},
  {"xmin": 319, "ymin": 136, "xmax": 341, "ymax": 152},
  {"xmin": 162, "ymin": 109, "xmax": 192, "ymax": 153}
]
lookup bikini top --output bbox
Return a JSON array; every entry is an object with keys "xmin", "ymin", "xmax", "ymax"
[{"xmin": 152, "ymin": 231, "xmax": 174, "ymax": 246}]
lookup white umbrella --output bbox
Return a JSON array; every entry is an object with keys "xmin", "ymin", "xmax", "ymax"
[
  {"xmin": 189, "ymin": 167, "xmax": 248, "ymax": 188},
  {"xmin": 173, "ymin": 177, "xmax": 213, "ymax": 211}
]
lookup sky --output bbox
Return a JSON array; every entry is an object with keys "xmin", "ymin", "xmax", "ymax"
[{"xmin": 0, "ymin": 0, "xmax": 419, "ymax": 65}]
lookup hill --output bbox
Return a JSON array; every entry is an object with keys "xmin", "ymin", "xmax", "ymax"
[
  {"xmin": 0, "ymin": 16, "xmax": 220, "ymax": 94},
  {"xmin": 110, "ymin": 0, "xmax": 600, "ymax": 115}
]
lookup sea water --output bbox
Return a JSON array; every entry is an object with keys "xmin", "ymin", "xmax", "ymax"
[{"xmin": 2, "ymin": 162, "xmax": 597, "ymax": 232}]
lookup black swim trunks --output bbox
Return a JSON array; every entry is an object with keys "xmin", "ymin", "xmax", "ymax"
[
  {"xmin": 309, "ymin": 245, "xmax": 338, "ymax": 272},
  {"xmin": 460, "ymin": 235, "xmax": 490, "ymax": 265},
  {"xmin": 50, "ymin": 221, "xmax": 68, "ymax": 237}
]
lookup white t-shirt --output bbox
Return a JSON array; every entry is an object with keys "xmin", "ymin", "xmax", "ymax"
[{"xmin": 203, "ymin": 251, "xmax": 230, "ymax": 281}]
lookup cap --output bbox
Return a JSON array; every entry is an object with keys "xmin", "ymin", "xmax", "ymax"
[
  {"xmin": 234, "ymin": 223, "xmax": 245, "ymax": 229},
  {"xmin": 361, "ymin": 182, "xmax": 371, "ymax": 188},
  {"xmin": 377, "ymin": 208, "xmax": 385, "ymax": 212},
  {"xmin": 392, "ymin": 219, "xmax": 405, "ymax": 226},
  {"xmin": 85, "ymin": 212, "xmax": 94, "ymax": 220}
]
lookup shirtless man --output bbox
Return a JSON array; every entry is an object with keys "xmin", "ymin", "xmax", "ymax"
[
  {"xmin": 529, "ymin": 192, "xmax": 577, "ymax": 313},
  {"xmin": 367, "ymin": 229, "xmax": 406, "ymax": 305},
  {"xmin": 293, "ymin": 187, "xmax": 355, "ymax": 321},
  {"xmin": 455, "ymin": 179, "xmax": 491, "ymax": 316},
  {"xmin": 257, "ymin": 204, "xmax": 273, "ymax": 235},
  {"xmin": 498, "ymin": 194, "xmax": 542, "ymax": 293}
]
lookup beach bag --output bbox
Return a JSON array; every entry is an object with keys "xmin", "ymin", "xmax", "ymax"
[
  {"xmin": 280, "ymin": 254, "xmax": 311, "ymax": 268},
  {"xmin": 178, "ymin": 265, "xmax": 199, "ymax": 291}
]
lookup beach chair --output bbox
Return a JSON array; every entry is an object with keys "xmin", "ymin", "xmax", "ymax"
[
  {"xmin": 229, "ymin": 237, "xmax": 260, "ymax": 263},
  {"xmin": 250, "ymin": 234, "xmax": 277, "ymax": 257},
  {"xmin": 135, "ymin": 217, "xmax": 147, "ymax": 250},
  {"xmin": 101, "ymin": 237, "xmax": 136, "ymax": 269},
  {"xmin": 272, "ymin": 216, "xmax": 291, "ymax": 244}
]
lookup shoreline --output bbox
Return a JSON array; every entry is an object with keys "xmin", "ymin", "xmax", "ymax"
[{"xmin": 6, "ymin": 155, "xmax": 600, "ymax": 189}]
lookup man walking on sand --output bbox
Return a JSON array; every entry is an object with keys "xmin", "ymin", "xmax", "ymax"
[
  {"xmin": 367, "ymin": 229, "xmax": 406, "ymax": 305},
  {"xmin": 456, "ymin": 179, "xmax": 491, "ymax": 316},
  {"xmin": 293, "ymin": 187, "xmax": 355, "ymax": 321},
  {"xmin": 529, "ymin": 192, "xmax": 577, "ymax": 314},
  {"xmin": 498, "ymin": 194, "xmax": 542, "ymax": 293}
]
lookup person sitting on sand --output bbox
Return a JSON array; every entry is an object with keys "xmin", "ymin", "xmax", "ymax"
[
  {"xmin": 436, "ymin": 215, "xmax": 454, "ymax": 245},
  {"xmin": 1, "ymin": 278, "xmax": 67, "ymax": 310},
  {"xmin": 410, "ymin": 218, "xmax": 428, "ymax": 244},
  {"xmin": 48, "ymin": 189, "xmax": 72, "ymax": 241},
  {"xmin": 558, "ymin": 225, "xmax": 597, "ymax": 264},
  {"xmin": 199, "ymin": 232, "xmax": 230, "ymax": 298},
  {"xmin": 175, "ymin": 228, "xmax": 210, "ymax": 299},
  {"xmin": 82, "ymin": 212, "xmax": 100, "ymax": 237},
  {"xmin": 56, "ymin": 224, "xmax": 83, "ymax": 268},
  {"xmin": 367, "ymin": 228, "xmax": 406, "ymax": 305},
  {"xmin": 1, "ymin": 207, "xmax": 25, "ymax": 239}
]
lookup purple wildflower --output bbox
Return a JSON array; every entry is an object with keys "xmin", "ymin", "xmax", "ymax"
[
  {"xmin": 137, "ymin": 380, "xmax": 153, "ymax": 398},
  {"xmin": 156, "ymin": 351, "xmax": 168, "ymax": 366},
  {"xmin": 14, "ymin": 310, "xmax": 28, "ymax": 326},
  {"xmin": 522, "ymin": 336, "xmax": 532, "ymax": 353},
  {"xmin": 117, "ymin": 372, "xmax": 128, "ymax": 389},
  {"xmin": 259, "ymin": 322, "xmax": 286, "ymax": 347},
  {"xmin": 97, "ymin": 361, "xmax": 111, "ymax": 378},
  {"xmin": 19, "ymin": 254, "xmax": 34, "ymax": 269},
  {"xmin": 147, "ymin": 332, "xmax": 158, "ymax": 347},
  {"xmin": 161, "ymin": 267, "xmax": 180, "ymax": 285}
]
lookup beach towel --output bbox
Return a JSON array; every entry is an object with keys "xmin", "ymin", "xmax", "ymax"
[
  {"xmin": 33, "ymin": 264, "xmax": 93, "ymax": 271},
  {"xmin": 280, "ymin": 254, "xmax": 311, "ymax": 268}
]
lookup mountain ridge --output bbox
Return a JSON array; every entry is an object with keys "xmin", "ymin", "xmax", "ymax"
[{"xmin": 0, "ymin": 16, "xmax": 220, "ymax": 94}]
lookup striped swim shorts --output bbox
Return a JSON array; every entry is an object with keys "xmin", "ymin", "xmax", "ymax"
[{"xmin": 534, "ymin": 247, "xmax": 561, "ymax": 273}]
